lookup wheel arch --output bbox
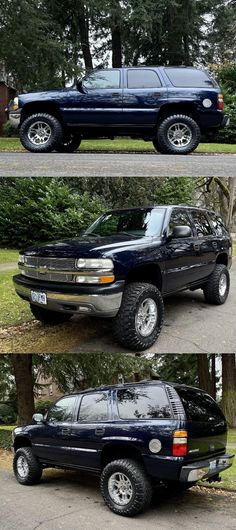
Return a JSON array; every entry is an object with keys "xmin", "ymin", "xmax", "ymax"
[
  {"xmin": 125, "ymin": 263, "xmax": 163, "ymax": 292},
  {"xmin": 14, "ymin": 436, "xmax": 32, "ymax": 452},
  {"xmin": 101, "ymin": 442, "xmax": 144, "ymax": 469},
  {"xmin": 216, "ymin": 253, "xmax": 228, "ymax": 266},
  {"xmin": 157, "ymin": 102, "xmax": 199, "ymax": 125},
  {"xmin": 21, "ymin": 101, "xmax": 63, "ymax": 124}
]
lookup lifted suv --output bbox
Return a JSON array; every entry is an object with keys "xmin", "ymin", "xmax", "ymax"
[
  {"xmin": 12, "ymin": 381, "xmax": 234, "ymax": 516},
  {"xmin": 9, "ymin": 66, "xmax": 228, "ymax": 155},
  {"xmin": 13, "ymin": 205, "xmax": 232, "ymax": 351}
]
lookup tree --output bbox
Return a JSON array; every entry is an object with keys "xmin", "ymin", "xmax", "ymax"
[
  {"xmin": 222, "ymin": 354, "xmax": 236, "ymax": 427},
  {"xmin": 197, "ymin": 177, "xmax": 236, "ymax": 228},
  {"xmin": 10, "ymin": 355, "xmax": 35, "ymax": 425}
]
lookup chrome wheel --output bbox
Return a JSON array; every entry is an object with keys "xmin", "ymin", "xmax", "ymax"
[
  {"xmin": 167, "ymin": 122, "xmax": 192, "ymax": 147},
  {"xmin": 219, "ymin": 273, "xmax": 227, "ymax": 297},
  {"xmin": 28, "ymin": 121, "xmax": 52, "ymax": 145},
  {"xmin": 108, "ymin": 472, "xmax": 133, "ymax": 506},
  {"xmin": 17, "ymin": 455, "xmax": 29, "ymax": 478},
  {"xmin": 135, "ymin": 298, "xmax": 158, "ymax": 337}
]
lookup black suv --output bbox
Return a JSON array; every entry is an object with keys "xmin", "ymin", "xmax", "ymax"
[
  {"xmin": 12, "ymin": 381, "xmax": 234, "ymax": 516},
  {"xmin": 9, "ymin": 66, "xmax": 228, "ymax": 155},
  {"xmin": 13, "ymin": 205, "xmax": 232, "ymax": 351}
]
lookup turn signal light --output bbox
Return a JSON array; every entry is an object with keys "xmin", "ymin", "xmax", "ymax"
[
  {"xmin": 218, "ymin": 93, "xmax": 224, "ymax": 110},
  {"xmin": 172, "ymin": 430, "xmax": 188, "ymax": 457}
]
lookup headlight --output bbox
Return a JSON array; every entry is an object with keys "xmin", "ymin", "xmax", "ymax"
[
  {"xmin": 10, "ymin": 96, "xmax": 19, "ymax": 111},
  {"xmin": 76, "ymin": 258, "xmax": 113, "ymax": 270},
  {"xmin": 18, "ymin": 254, "xmax": 25, "ymax": 264}
]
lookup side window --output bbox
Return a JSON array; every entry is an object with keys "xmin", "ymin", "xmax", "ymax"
[
  {"xmin": 168, "ymin": 209, "xmax": 192, "ymax": 236},
  {"xmin": 117, "ymin": 386, "xmax": 172, "ymax": 419},
  {"xmin": 83, "ymin": 70, "xmax": 120, "ymax": 90},
  {"xmin": 127, "ymin": 69, "xmax": 162, "ymax": 89},
  {"xmin": 191, "ymin": 210, "xmax": 213, "ymax": 237},
  {"xmin": 78, "ymin": 392, "xmax": 109, "ymax": 422},
  {"xmin": 210, "ymin": 213, "xmax": 228, "ymax": 236},
  {"xmin": 47, "ymin": 396, "xmax": 77, "ymax": 423}
]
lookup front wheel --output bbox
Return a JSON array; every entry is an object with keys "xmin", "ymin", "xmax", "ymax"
[
  {"xmin": 30, "ymin": 304, "xmax": 72, "ymax": 325},
  {"xmin": 203, "ymin": 264, "xmax": 230, "ymax": 305},
  {"xmin": 113, "ymin": 282, "xmax": 164, "ymax": 351},
  {"xmin": 20, "ymin": 113, "xmax": 63, "ymax": 153},
  {"xmin": 100, "ymin": 459, "xmax": 152, "ymax": 516},
  {"xmin": 55, "ymin": 133, "xmax": 81, "ymax": 153},
  {"xmin": 13, "ymin": 447, "xmax": 42, "ymax": 485},
  {"xmin": 157, "ymin": 114, "xmax": 201, "ymax": 154}
]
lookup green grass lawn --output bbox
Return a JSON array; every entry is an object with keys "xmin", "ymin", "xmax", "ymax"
[
  {"xmin": 0, "ymin": 137, "xmax": 236, "ymax": 153},
  {"xmin": 228, "ymin": 429, "xmax": 236, "ymax": 444},
  {"xmin": 0, "ymin": 248, "xmax": 19, "ymax": 264},
  {"xmin": 0, "ymin": 269, "xmax": 32, "ymax": 326}
]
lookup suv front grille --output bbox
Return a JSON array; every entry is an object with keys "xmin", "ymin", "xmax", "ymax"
[{"xmin": 20, "ymin": 256, "xmax": 76, "ymax": 283}]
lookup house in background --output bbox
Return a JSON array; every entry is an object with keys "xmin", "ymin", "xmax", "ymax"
[{"xmin": 0, "ymin": 64, "xmax": 17, "ymax": 135}]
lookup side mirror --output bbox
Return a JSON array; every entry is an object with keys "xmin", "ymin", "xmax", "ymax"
[
  {"xmin": 172, "ymin": 225, "xmax": 192, "ymax": 238},
  {"xmin": 32, "ymin": 413, "xmax": 44, "ymax": 424}
]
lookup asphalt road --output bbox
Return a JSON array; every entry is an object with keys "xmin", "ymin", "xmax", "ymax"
[
  {"xmin": 1, "ymin": 152, "xmax": 236, "ymax": 177},
  {"xmin": 1, "ymin": 470, "xmax": 236, "ymax": 530},
  {"xmin": 71, "ymin": 263, "xmax": 236, "ymax": 354}
]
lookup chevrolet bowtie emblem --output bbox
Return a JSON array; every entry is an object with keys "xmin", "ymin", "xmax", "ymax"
[{"xmin": 38, "ymin": 265, "xmax": 48, "ymax": 274}]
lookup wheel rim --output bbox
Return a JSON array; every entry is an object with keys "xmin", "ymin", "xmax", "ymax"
[
  {"xmin": 135, "ymin": 298, "xmax": 158, "ymax": 337},
  {"xmin": 17, "ymin": 455, "xmax": 29, "ymax": 478},
  {"xmin": 167, "ymin": 122, "xmax": 192, "ymax": 147},
  {"xmin": 28, "ymin": 121, "xmax": 52, "ymax": 145},
  {"xmin": 108, "ymin": 472, "xmax": 133, "ymax": 506},
  {"xmin": 219, "ymin": 273, "xmax": 227, "ymax": 297}
]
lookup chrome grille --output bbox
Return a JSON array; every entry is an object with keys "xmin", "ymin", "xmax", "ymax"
[
  {"xmin": 21, "ymin": 256, "xmax": 76, "ymax": 283},
  {"xmin": 24, "ymin": 256, "xmax": 76, "ymax": 270},
  {"xmin": 23, "ymin": 269, "xmax": 74, "ymax": 282}
]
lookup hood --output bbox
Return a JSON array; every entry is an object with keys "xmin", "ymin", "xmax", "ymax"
[
  {"xmin": 21, "ymin": 233, "xmax": 157, "ymax": 259},
  {"xmin": 18, "ymin": 86, "xmax": 73, "ymax": 104}
]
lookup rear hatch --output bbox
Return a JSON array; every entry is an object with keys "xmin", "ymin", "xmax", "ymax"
[{"xmin": 174, "ymin": 385, "xmax": 227, "ymax": 461}]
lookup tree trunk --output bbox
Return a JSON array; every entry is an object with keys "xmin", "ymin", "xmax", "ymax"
[
  {"xmin": 197, "ymin": 355, "xmax": 213, "ymax": 396},
  {"xmin": 222, "ymin": 354, "xmax": 236, "ymax": 427},
  {"xmin": 11, "ymin": 354, "xmax": 35, "ymax": 425},
  {"xmin": 211, "ymin": 354, "xmax": 216, "ymax": 400},
  {"xmin": 226, "ymin": 177, "xmax": 236, "ymax": 230},
  {"xmin": 112, "ymin": 26, "xmax": 122, "ymax": 67},
  {"xmin": 78, "ymin": 1, "xmax": 93, "ymax": 70}
]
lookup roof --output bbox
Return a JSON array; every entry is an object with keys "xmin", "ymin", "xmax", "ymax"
[
  {"xmin": 106, "ymin": 205, "xmax": 214, "ymax": 214},
  {"xmin": 62, "ymin": 379, "xmax": 206, "ymax": 396}
]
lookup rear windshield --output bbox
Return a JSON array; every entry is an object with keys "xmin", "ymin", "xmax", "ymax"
[
  {"xmin": 164, "ymin": 68, "xmax": 216, "ymax": 88},
  {"xmin": 176, "ymin": 387, "xmax": 225, "ymax": 423},
  {"xmin": 116, "ymin": 385, "xmax": 172, "ymax": 419}
]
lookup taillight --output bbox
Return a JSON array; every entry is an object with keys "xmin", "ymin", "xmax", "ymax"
[
  {"xmin": 218, "ymin": 93, "xmax": 224, "ymax": 110},
  {"xmin": 172, "ymin": 430, "xmax": 188, "ymax": 457}
]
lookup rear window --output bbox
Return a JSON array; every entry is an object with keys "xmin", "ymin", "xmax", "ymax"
[
  {"xmin": 117, "ymin": 385, "xmax": 171, "ymax": 420},
  {"xmin": 164, "ymin": 68, "xmax": 215, "ymax": 88},
  {"xmin": 209, "ymin": 212, "xmax": 229, "ymax": 237},
  {"xmin": 176, "ymin": 387, "xmax": 225, "ymax": 423},
  {"xmin": 127, "ymin": 69, "xmax": 162, "ymax": 89}
]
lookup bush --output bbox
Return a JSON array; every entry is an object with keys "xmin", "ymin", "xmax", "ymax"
[
  {"xmin": 2, "ymin": 120, "xmax": 19, "ymax": 137},
  {"xmin": 0, "ymin": 178, "xmax": 105, "ymax": 248},
  {"xmin": 0, "ymin": 428, "xmax": 13, "ymax": 449},
  {"xmin": 0, "ymin": 403, "xmax": 17, "ymax": 424},
  {"xmin": 35, "ymin": 400, "xmax": 53, "ymax": 415}
]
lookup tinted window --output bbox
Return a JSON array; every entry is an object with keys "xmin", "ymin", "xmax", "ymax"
[
  {"xmin": 191, "ymin": 210, "xmax": 213, "ymax": 237},
  {"xmin": 85, "ymin": 208, "xmax": 165, "ymax": 237},
  {"xmin": 78, "ymin": 393, "xmax": 108, "ymax": 422},
  {"xmin": 128, "ymin": 69, "xmax": 161, "ymax": 88},
  {"xmin": 83, "ymin": 70, "xmax": 120, "ymax": 89},
  {"xmin": 176, "ymin": 387, "xmax": 225, "ymax": 423},
  {"xmin": 117, "ymin": 386, "xmax": 171, "ymax": 420},
  {"xmin": 168, "ymin": 209, "xmax": 193, "ymax": 236},
  {"xmin": 210, "ymin": 213, "xmax": 229, "ymax": 236},
  {"xmin": 47, "ymin": 396, "xmax": 77, "ymax": 423},
  {"xmin": 165, "ymin": 68, "xmax": 215, "ymax": 88}
]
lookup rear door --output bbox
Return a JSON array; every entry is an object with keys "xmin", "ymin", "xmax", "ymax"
[
  {"xmin": 122, "ymin": 68, "xmax": 167, "ymax": 129},
  {"xmin": 175, "ymin": 386, "xmax": 227, "ymax": 460},
  {"xmin": 189, "ymin": 209, "xmax": 218, "ymax": 281}
]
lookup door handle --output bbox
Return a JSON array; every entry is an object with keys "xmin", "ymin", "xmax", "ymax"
[
  {"xmin": 212, "ymin": 241, "xmax": 218, "ymax": 249},
  {"xmin": 61, "ymin": 428, "xmax": 71, "ymax": 435},
  {"xmin": 193, "ymin": 243, "xmax": 201, "ymax": 251},
  {"xmin": 95, "ymin": 427, "xmax": 105, "ymax": 436},
  {"xmin": 111, "ymin": 92, "xmax": 120, "ymax": 97}
]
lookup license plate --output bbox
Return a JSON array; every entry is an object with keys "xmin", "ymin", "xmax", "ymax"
[
  {"xmin": 210, "ymin": 460, "xmax": 217, "ymax": 470},
  {"xmin": 31, "ymin": 291, "xmax": 47, "ymax": 305}
]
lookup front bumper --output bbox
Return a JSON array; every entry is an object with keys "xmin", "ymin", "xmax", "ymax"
[
  {"xmin": 9, "ymin": 109, "xmax": 21, "ymax": 128},
  {"xmin": 180, "ymin": 453, "xmax": 234, "ymax": 482},
  {"xmin": 13, "ymin": 274, "xmax": 124, "ymax": 317}
]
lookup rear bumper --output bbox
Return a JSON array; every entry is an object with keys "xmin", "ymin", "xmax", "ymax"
[
  {"xmin": 180, "ymin": 453, "xmax": 234, "ymax": 482},
  {"xmin": 13, "ymin": 274, "xmax": 124, "ymax": 317},
  {"xmin": 199, "ymin": 111, "xmax": 229, "ymax": 130}
]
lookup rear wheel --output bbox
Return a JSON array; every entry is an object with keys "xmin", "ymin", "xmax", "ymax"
[
  {"xmin": 113, "ymin": 282, "xmax": 164, "ymax": 351},
  {"xmin": 100, "ymin": 459, "xmax": 152, "ymax": 516},
  {"xmin": 20, "ymin": 113, "xmax": 63, "ymax": 153},
  {"xmin": 55, "ymin": 132, "xmax": 81, "ymax": 153},
  {"xmin": 13, "ymin": 447, "xmax": 42, "ymax": 485},
  {"xmin": 203, "ymin": 264, "xmax": 230, "ymax": 305},
  {"xmin": 30, "ymin": 304, "xmax": 72, "ymax": 325},
  {"xmin": 157, "ymin": 114, "xmax": 201, "ymax": 154}
]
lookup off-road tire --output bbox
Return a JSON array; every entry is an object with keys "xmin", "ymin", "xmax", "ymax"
[
  {"xmin": 20, "ymin": 113, "xmax": 63, "ymax": 153},
  {"xmin": 157, "ymin": 114, "xmax": 201, "ymax": 154},
  {"xmin": 30, "ymin": 304, "xmax": 72, "ymax": 325},
  {"xmin": 152, "ymin": 139, "xmax": 166, "ymax": 154},
  {"xmin": 55, "ymin": 133, "xmax": 81, "ymax": 153},
  {"xmin": 203, "ymin": 264, "xmax": 230, "ymax": 305},
  {"xmin": 13, "ymin": 447, "xmax": 42, "ymax": 485},
  {"xmin": 113, "ymin": 282, "xmax": 164, "ymax": 351},
  {"xmin": 100, "ymin": 459, "xmax": 152, "ymax": 517}
]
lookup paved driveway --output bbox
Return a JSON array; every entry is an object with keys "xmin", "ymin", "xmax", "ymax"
[
  {"xmin": 1, "ymin": 470, "xmax": 236, "ymax": 530},
  {"xmin": 1, "ymin": 152, "xmax": 236, "ymax": 176}
]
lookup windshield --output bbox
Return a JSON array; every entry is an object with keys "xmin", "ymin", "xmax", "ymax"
[{"xmin": 85, "ymin": 208, "xmax": 166, "ymax": 237}]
